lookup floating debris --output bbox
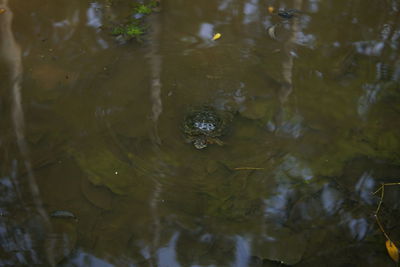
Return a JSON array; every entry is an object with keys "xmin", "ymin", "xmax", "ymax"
[
  {"xmin": 267, "ymin": 24, "xmax": 279, "ymax": 40},
  {"xmin": 50, "ymin": 210, "xmax": 77, "ymax": 220},
  {"xmin": 386, "ymin": 239, "xmax": 399, "ymax": 263},
  {"xmin": 212, "ymin": 33, "xmax": 222, "ymax": 41},
  {"xmin": 0, "ymin": 8, "xmax": 6, "ymax": 14}
]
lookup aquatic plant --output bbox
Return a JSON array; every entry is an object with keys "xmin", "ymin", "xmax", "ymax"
[
  {"xmin": 108, "ymin": 1, "xmax": 161, "ymax": 42},
  {"xmin": 111, "ymin": 26, "xmax": 125, "ymax": 36},
  {"xmin": 125, "ymin": 24, "xmax": 145, "ymax": 36},
  {"xmin": 135, "ymin": 4, "xmax": 152, "ymax": 15},
  {"xmin": 111, "ymin": 23, "xmax": 145, "ymax": 39}
]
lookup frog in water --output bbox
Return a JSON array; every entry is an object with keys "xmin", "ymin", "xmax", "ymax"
[{"xmin": 183, "ymin": 106, "xmax": 231, "ymax": 149}]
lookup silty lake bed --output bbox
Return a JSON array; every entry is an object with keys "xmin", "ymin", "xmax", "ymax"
[{"xmin": 1, "ymin": 0, "xmax": 400, "ymax": 266}]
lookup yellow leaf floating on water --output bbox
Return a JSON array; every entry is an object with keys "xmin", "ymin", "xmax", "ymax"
[
  {"xmin": 212, "ymin": 33, "xmax": 221, "ymax": 41},
  {"xmin": 0, "ymin": 8, "xmax": 6, "ymax": 14},
  {"xmin": 386, "ymin": 239, "xmax": 399, "ymax": 263}
]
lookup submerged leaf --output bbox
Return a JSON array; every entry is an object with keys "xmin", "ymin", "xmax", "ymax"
[
  {"xmin": 267, "ymin": 6, "xmax": 274, "ymax": 14},
  {"xmin": 386, "ymin": 239, "xmax": 399, "ymax": 263}
]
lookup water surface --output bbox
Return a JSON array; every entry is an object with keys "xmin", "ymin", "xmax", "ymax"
[{"xmin": 1, "ymin": 0, "xmax": 400, "ymax": 266}]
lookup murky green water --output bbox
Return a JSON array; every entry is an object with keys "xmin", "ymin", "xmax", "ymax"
[{"xmin": 1, "ymin": 0, "xmax": 400, "ymax": 266}]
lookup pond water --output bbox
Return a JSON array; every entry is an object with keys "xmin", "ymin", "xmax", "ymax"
[{"xmin": 1, "ymin": 0, "xmax": 400, "ymax": 266}]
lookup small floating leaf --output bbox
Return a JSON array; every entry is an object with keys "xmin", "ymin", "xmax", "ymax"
[
  {"xmin": 0, "ymin": 8, "xmax": 6, "ymax": 14},
  {"xmin": 212, "ymin": 33, "xmax": 221, "ymax": 41},
  {"xmin": 267, "ymin": 6, "xmax": 274, "ymax": 14},
  {"xmin": 386, "ymin": 239, "xmax": 399, "ymax": 263}
]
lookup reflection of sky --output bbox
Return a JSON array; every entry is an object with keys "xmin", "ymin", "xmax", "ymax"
[
  {"xmin": 157, "ymin": 232, "xmax": 181, "ymax": 267},
  {"xmin": 321, "ymin": 184, "xmax": 343, "ymax": 215},
  {"xmin": 354, "ymin": 41, "xmax": 384, "ymax": 56},
  {"xmin": 218, "ymin": 0, "xmax": 233, "ymax": 11},
  {"xmin": 0, "ymin": 159, "xmax": 19, "ymax": 203},
  {"xmin": 265, "ymin": 155, "xmax": 315, "ymax": 220},
  {"xmin": 343, "ymin": 214, "xmax": 368, "ymax": 241},
  {"xmin": 0, "ymin": 177, "xmax": 16, "ymax": 203},
  {"xmin": 307, "ymin": 0, "xmax": 320, "ymax": 13},
  {"xmin": 243, "ymin": 0, "xmax": 258, "ymax": 24},
  {"xmin": 379, "ymin": 23, "xmax": 400, "ymax": 50},
  {"xmin": 232, "ymin": 235, "xmax": 251, "ymax": 267},
  {"xmin": 52, "ymin": 2, "xmax": 108, "ymax": 48},
  {"xmin": 195, "ymin": 22, "xmax": 219, "ymax": 48},
  {"xmin": 355, "ymin": 172, "xmax": 375, "ymax": 204},
  {"xmin": 295, "ymin": 31, "xmax": 316, "ymax": 48},
  {"xmin": 0, "ymin": 221, "xmax": 40, "ymax": 265},
  {"xmin": 86, "ymin": 2, "xmax": 102, "ymax": 28},
  {"xmin": 198, "ymin": 23, "xmax": 214, "ymax": 41},
  {"xmin": 349, "ymin": 217, "xmax": 368, "ymax": 240},
  {"xmin": 279, "ymin": 155, "xmax": 313, "ymax": 182},
  {"xmin": 380, "ymin": 24, "xmax": 391, "ymax": 41},
  {"xmin": 86, "ymin": 2, "xmax": 109, "ymax": 49},
  {"xmin": 357, "ymin": 83, "xmax": 381, "ymax": 117},
  {"xmin": 53, "ymin": 10, "xmax": 80, "ymax": 42},
  {"xmin": 67, "ymin": 250, "xmax": 114, "ymax": 267},
  {"xmin": 264, "ymin": 184, "xmax": 292, "ymax": 221},
  {"xmin": 278, "ymin": 114, "xmax": 304, "ymax": 139},
  {"xmin": 390, "ymin": 30, "xmax": 400, "ymax": 49}
]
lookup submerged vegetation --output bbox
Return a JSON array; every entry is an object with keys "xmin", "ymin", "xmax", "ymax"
[
  {"xmin": 111, "ymin": 23, "xmax": 145, "ymax": 38},
  {"xmin": 109, "ymin": 0, "xmax": 160, "ymax": 42},
  {"xmin": 135, "ymin": 4, "xmax": 152, "ymax": 15}
]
